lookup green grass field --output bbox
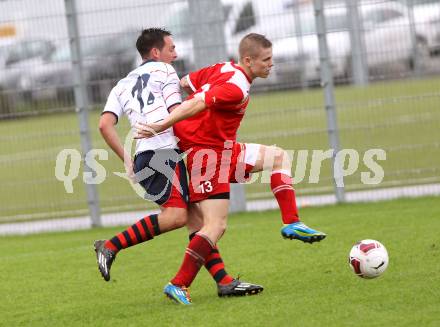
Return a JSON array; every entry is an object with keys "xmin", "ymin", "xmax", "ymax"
[
  {"xmin": 0, "ymin": 77, "xmax": 439, "ymax": 221},
  {"xmin": 1, "ymin": 197, "xmax": 439, "ymax": 326}
]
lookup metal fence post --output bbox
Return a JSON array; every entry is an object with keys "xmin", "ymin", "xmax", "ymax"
[
  {"xmin": 188, "ymin": 0, "xmax": 227, "ymax": 66},
  {"xmin": 346, "ymin": 0, "xmax": 368, "ymax": 86},
  {"xmin": 188, "ymin": 0, "xmax": 246, "ymax": 212},
  {"xmin": 313, "ymin": 0, "xmax": 346, "ymax": 203},
  {"xmin": 64, "ymin": 0, "xmax": 101, "ymax": 226},
  {"xmin": 407, "ymin": 0, "xmax": 422, "ymax": 76},
  {"xmin": 292, "ymin": 0, "xmax": 308, "ymax": 89}
]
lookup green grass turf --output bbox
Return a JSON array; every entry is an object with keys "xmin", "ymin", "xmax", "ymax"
[
  {"xmin": 1, "ymin": 196, "xmax": 439, "ymax": 326},
  {"xmin": 0, "ymin": 77, "xmax": 439, "ymax": 221}
]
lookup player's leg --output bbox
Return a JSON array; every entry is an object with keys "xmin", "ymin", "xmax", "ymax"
[
  {"xmin": 231, "ymin": 143, "xmax": 299, "ymax": 225},
  {"xmin": 173, "ymin": 199, "xmax": 229, "ymax": 287},
  {"xmin": 164, "ymin": 199, "xmax": 228, "ymax": 304},
  {"xmin": 186, "ymin": 203, "xmax": 203, "ymax": 235},
  {"xmin": 165, "ymin": 146, "xmax": 265, "ymax": 304},
  {"xmin": 94, "ymin": 206, "xmax": 187, "ymax": 281},
  {"xmin": 249, "ymin": 143, "xmax": 326, "ymax": 243},
  {"xmin": 94, "ymin": 149, "xmax": 189, "ymax": 281},
  {"xmin": 187, "ymin": 203, "xmax": 264, "ymax": 297},
  {"xmin": 104, "ymin": 206, "xmax": 187, "ymax": 253},
  {"xmin": 187, "ymin": 203, "xmax": 233, "ymax": 285},
  {"xmin": 251, "ymin": 144, "xmax": 299, "ymax": 223}
]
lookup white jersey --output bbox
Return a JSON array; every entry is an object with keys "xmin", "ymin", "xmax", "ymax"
[{"xmin": 103, "ymin": 60, "xmax": 182, "ymax": 154}]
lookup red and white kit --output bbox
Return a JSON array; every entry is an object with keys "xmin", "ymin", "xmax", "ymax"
[{"xmin": 174, "ymin": 61, "xmax": 260, "ymax": 202}]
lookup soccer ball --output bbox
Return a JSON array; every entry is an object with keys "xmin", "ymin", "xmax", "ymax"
[{"xmin": 349, "ymin": 239, "xmax": 389, "ymax": 279}]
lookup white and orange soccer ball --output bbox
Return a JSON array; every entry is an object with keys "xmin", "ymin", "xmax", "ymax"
[{"xmin": 349, "ymin": 239, "xmax": 389, "ymax": 279}]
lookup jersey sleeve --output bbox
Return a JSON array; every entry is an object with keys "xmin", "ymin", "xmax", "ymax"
[
  {"xmin": 202, "ymin": 83, "xmax": 244, "ymax": 109},
  {"xmin": 187, "ymin": 65, "xmax": 216, "ymax": 91},
  {"xmin": 102, "ymin": 86, "xmax": 123, "ymax": 123},
  {"xmin": 162, "ymin": 64, "xmax": 182, "ymax": 110}
]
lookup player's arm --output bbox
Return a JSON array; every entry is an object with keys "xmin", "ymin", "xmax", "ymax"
[
  {"xmin": 134, "ymin": 96, "xmax": 206, "ymax": 138},
  {"xmin": 135, "ymin": 82, "xmax": 244, "ymax": 138},
  {"xmin": 99, "ymin": 112, "xmax": 134, "ymax": 179},
  {"xmin": 99, "ymin": 113, "xmax": 125, "ymax": 162},
  {"xmin": 180, "ymin": 75, "xmax": 194, "ymax": 95},
  {"xmin": 163, "ymin": 96, "xmax": 206, "ymax": 127},
  {"xmin": 167, "ymin": 103, "xmax": 180, "ymax": 112}
]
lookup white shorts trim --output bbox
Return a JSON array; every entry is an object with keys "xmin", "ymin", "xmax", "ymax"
[{"xmin": 244, "ymin": 143, "xmax": 260, "ymax": 167}]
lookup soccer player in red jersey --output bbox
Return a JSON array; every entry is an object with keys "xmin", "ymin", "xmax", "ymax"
[
  {"xmin": 95, "ymin": 28, "xmax": 262, "ymax": 299},
  {"xmin": 135, "ymin": 33, "xmax": 326, "ymax": 304}
]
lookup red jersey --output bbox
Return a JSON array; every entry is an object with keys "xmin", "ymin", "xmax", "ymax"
[{"xmin": 174, "ymin": 61, "xmax": 252, "ymax": 150}]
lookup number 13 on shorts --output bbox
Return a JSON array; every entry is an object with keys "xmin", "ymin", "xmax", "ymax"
[{"xmin": 199, "ymin": 181, "xmax": 213, "ymax": 193}]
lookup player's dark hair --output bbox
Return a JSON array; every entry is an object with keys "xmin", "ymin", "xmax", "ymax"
[
  {"xmin": 136, "ymin": 28, "xmax": 172, "ymax": 59},
  {"xmin": 239, "ymin": 33, "xmax": 272, "ymax": 59}
]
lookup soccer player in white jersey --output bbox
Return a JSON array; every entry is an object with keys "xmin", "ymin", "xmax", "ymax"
[{"xmin": 94, "ymin": 28, "xmax": 263, "ymax": 299}]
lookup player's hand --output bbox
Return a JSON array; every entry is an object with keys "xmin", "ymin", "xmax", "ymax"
[
  {"xmin": 124, "ymin": 159, "xmax": 136, "ymax": 182},
  {"xmin": 133, "ymin": 122, "xmax": 162, "ymax": 139}
]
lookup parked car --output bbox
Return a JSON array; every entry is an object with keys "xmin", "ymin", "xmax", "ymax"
[
  {"xmin": 400, "ymin": 0, "xmax": 440, "ymax": 54},
  {"xmin": 0, "ymin": 38, "xmax": 55, "ymax": 71},
  {"xmin": 17, "ymin": 31, "xmax": 139, "ymax": 104},
  {"xmin": 164, "ymin": 0, "xmax": 293, "ymax": 76},
  {"xmin": 163, "ymin": 0, "xmax": 239, "ymax": 77},
  {"xmin": 223, "ymin": 0, "xmax": 299, "ymax": 90},
  {"xmin": 272, "ymin": 1, "xmax": 432, "ymax": 86},
  {"xmin": 0, "ymin": 38, "xmax": 56, "ymax": 115}
]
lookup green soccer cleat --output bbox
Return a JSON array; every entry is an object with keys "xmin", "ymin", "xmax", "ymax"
[{"xmin": 281, "ymin": 222, "xmax": 326, "ymax": 243}]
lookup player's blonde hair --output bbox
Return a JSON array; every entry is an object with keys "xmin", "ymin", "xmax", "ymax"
[{"xmin": 239, "ymin": 33, "xmax": 272, "ymax": 59}]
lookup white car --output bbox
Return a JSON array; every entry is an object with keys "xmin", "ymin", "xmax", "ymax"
[
  {"xmin": 164, "ymin": 0, "xmax": 294, "ymax": 81},
  {"xmin": 404, "ymin": 0, "xmax": 440, "ymax": 54},
  {"xmin": 273, "ymin": 1, "xmax": 431, "ymax": 86}
]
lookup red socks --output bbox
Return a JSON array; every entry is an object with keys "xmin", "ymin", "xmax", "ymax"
[
  {"xmin": 271, "ymin": 170, "xmax": 300, "ymax": 224},
  {"xmin": 171, "ymin": 233, "xmax": 214, "ymax": 287},
  {"xmin": 188, "ymin": 232, "xmax": 234, "ymax": 285}
]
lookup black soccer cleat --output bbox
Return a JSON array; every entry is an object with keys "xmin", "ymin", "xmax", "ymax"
[
  {"xmin": 217, "ymin": 279, "xmax": 264, "ymax": 297},
  {"xmin": 94, "ymin": 240, "xmax": 116, "ymax": 281}
]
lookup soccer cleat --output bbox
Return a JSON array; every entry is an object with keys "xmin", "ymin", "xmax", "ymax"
[
  {"xmin": 217, "ymin": 279, "xmax": 264, "ymax": 297},
  {"xmin": 94, "ymin": 240, "xmax": 116, "ymax": 281},
  {"xmin": 163, "ymin": 283, "xmax": 192, "ymax": 305},
  {"xmin": 281, "ymin": 222, "xmax": 326, "ymax": 243}
]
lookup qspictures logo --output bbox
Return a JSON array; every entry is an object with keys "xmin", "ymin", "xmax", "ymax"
[{"xmin": 54, "ymin": 129, "xmax": 386, "ymax": 199}]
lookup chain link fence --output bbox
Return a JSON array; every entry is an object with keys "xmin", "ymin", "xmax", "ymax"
[{"xmin": 0, "ymin": 0, "xmax": 439, "ymax": 233}]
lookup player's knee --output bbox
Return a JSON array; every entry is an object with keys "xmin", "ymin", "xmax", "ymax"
[
  {"xmin": 272, "ymin": 146, "xmax": 289, "ymax": 168},
  {"xmin": 187, "ymin": 215, "xmax": 203, "ymax": 232},
  {"xmin": 213, "ymin": 218, "xmax": 227, "ymax": 238},
  {"xmin": 201, "ymin": 216, "xmax": 227, "ymax": 243},
  {"xmin": 162, "ymin": 207, "xmax": 187, "ymax": 229},
  {"xmin": 218, "ymin": 221, "xmax": 227, "ymax": 235},
  {"xmin": 174, "ymin": 209, "xmax": 188, "ymax": 228}
]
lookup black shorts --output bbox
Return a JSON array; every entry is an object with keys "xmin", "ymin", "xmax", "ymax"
[{"xmin": 133, "ymin": 149, "xmax": 189, "ymax": 208}]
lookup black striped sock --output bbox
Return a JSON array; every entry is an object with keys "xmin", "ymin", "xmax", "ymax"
[
  {"xmin": 105, "ymin": 214, "xmax": 161, "ymax": 252},
  {"xmin": 189, "ymin": 231, "xmax": 234, "ymax": 285}
]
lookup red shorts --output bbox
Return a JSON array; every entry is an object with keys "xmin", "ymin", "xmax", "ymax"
[
  {"xmin": 185, "ymin": 142, "xmax": 260, "ymax": 202},
  {"xmin": 163, "ymin": 163, "xmax": 189, "ymax": 208}
]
